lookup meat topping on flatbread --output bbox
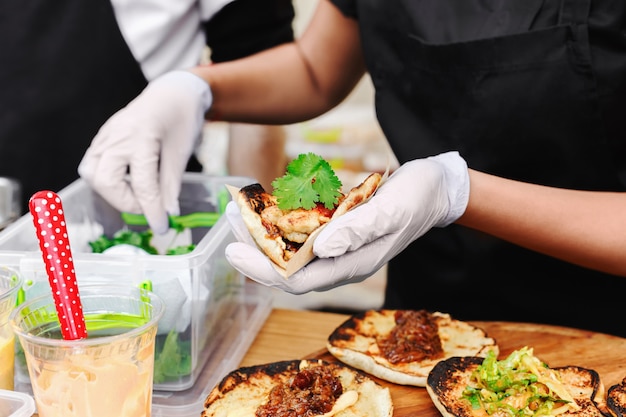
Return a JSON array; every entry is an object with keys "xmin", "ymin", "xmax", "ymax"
[
  {"xmin": 257, "ymin": 365, "xmax": 343, "ymax": 417},
  {"xmin": 271, "ymin": 204, "xmax": 334, "ymax": 243},
  {"xmin": 202, "ymin": 359, "xmax": 393, "ymax": 417},
  {"xmin": 248, "ymin": 186, "xmax": 338, "ymax": 261},
  {"xmin": 377, "ymin": 310, "xmax": 444, "ymax": 364}
]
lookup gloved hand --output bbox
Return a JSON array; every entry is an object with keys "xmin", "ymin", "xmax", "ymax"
[
  {"xmin": 225, "ymin": 151, "xmax": 470, "ymax": 294},
  {"xmin": 78, "ymin": 70, "xmax": 213, "ymax": 234}
]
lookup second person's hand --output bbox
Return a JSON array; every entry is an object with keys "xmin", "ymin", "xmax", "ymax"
[{"xmin": 78, "ymin": 70, "xmax": 213, "ymax": 234}]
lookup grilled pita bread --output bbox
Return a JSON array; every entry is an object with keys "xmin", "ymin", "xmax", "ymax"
[
  {"xmin": 608, "ymin": 377, "xmax": 626, "ymax": 417},
  {"xmin": 427, "ymin": 355, "xmax": 609, "ymax": 417},
  {"xmin": 202, "ymin": 359, "xmax": 393, "ymax": 417},
  {"xmin": 326, "ymin": 310, "xmax": 498, "ymax": 387}
]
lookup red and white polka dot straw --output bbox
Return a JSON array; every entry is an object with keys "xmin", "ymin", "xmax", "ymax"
[{"xmin": 29, "ymin": 190, "xmax": 87, "ymax": 340}]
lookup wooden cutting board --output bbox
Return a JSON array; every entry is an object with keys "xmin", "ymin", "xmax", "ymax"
[{"xmin": 306, "ymin": 321, "xmax": 626, "ymax": 417}]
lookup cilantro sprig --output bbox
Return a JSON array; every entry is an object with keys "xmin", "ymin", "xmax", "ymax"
[{"xmin": 271, "ymin": 153, "xmax": 342, "ymax": 210}]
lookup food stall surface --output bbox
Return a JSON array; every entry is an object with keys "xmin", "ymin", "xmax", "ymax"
[
  {"xmin": 223, "ymin": 309, "xmax": 626, "ymax": 417},
  {"xmin": 22, "ymin": 302, "xmax": 626, "ymax": 416}
]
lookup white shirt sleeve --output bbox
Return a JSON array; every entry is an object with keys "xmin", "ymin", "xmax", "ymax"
[{"xmin": 110, "ymin": 0, "xmax": 235, "ymax": 81}]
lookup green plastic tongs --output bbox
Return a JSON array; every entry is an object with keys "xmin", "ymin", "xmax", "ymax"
[
  {"xmin": 120, "ymin": 186, "xmax": 231, "ymax": 230},
  {"xmin": 121, "ymin": 212, "xmax": 222, "ymax": 230}
]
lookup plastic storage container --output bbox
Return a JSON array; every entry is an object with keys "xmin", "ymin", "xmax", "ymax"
[
  {"xmin": 151, "ymin": 281, "xmax": 272, "ymax": 417},
  {"xmin": 0, "ymin": 173, "xmax": 253, "ymax": 392},
  {"xmin": 0, "ymin": 389, "xmax": 35, "ymax": 417}
]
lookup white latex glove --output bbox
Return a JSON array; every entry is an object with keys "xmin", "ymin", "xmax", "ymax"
[
  {"xmin": 78, "ymin": 71, "xmax": 213, "ymax": 234},
  {"xmin": 225, "ymin": 151, "xmax": 470, "ymax": 294}
]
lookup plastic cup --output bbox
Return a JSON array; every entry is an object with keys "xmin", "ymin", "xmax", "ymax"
[
  {"xmin": 0, "ymin": 266, "xmax": 22, "ymax": 391},
  {"xmin": 10, "ymin": 285, "xmax": 164, "ymax": 417}
]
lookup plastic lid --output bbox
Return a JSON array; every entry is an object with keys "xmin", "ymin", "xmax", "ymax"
[{"xmin": 0, "ymin": 389, "xmax": 36, "ymax": 417}]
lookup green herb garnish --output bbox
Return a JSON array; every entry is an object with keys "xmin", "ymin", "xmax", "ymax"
[
  {"xmin": 165, "ymin": 244, "xmax": 196, "ymax": 255},
  {"xmin": 271, "ymin": 152, "xmax": 343, "ymax": 210},
  {"xmin": 89, "ymin": 229, "xmax": 195, "ymax": 255},
  {"xmin": 89, "ymin": 230, "xmax": 159, "ymax": 254}
]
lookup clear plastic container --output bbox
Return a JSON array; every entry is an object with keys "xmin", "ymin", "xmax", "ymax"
[
  {"xmin": 0, "ymin": 173, "xmax": 253, "ymax": 392},
  {"xmin": 151, "ymin": 281, "xmax": 273, "ymax": 417},
  {"xmin": 0, "ymin": 389, "xmax": 35, "ymax": 417}
]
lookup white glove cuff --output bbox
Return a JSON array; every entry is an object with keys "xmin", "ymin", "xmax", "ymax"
[
  {"xmin": 428, "ymin": 151, "xmax": 470, "ymax": 227},
  {"xmin": 154, "ymin": 70, "xmax": 214, "ymax": 112}
]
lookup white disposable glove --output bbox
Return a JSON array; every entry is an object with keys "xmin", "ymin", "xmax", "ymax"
[
  {"xmin": 78, "ymin": 71, "xmax": 213, "ymax": 234},
  {"xmin": 225, "ymin": 151, "xmax": 470, "ymax": 294}
]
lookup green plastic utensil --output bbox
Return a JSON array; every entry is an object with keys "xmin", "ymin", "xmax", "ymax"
[{"xmin": 121, "ymin": 212, "xmax": 221, "ymax": 229}]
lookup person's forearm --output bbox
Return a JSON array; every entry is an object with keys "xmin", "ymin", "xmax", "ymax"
[
  {"xmin": 457, "ymin": 169, "xmax": 626, "ymax": 276},
  {"xmin": 189, "ymin": 0, "xmax": 366, "ymax": 125},
  {"xmin": 190, "ymin": 44, "xmax": 325, "ymax": 124}
]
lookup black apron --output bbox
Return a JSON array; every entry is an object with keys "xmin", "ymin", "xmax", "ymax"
[
  {"xmin": 0, "ymin": 0, "xmax": 148, "ymax": 214},
  {"xmin": 351, "ymin": 0, "xmax": 626, "ymax": 336}
]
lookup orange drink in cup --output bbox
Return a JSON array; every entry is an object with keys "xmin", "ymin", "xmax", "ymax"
[
  {"xmin": 10, "ymin": 285, "xmax": 164, "ymax": 417},
  {"xmin": 15, "ymin": 191, "xmax": 163, "ymax": 416},
  {"xmin": 0, "ymin": 265, "xmax": 22, "ymax": 390}
]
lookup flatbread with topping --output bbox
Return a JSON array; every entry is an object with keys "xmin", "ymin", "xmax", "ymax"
[
  {"xmin": 227, "ymin": 171, "xmax": 383, "ymax": 278},
  {"xmin": 427, "ymin": 350, "xmax": 609, "ymax": 417},
  {"xmin": 608, "ymin": 377, "xmax": 626, "ymax": 417},
  {"xmin": 326, "ymin": 310, "xmax": 498, "ymax": 387},
  {"xmin": 202, "ymin": 359, "xmax": 393, "ymax": 417}
]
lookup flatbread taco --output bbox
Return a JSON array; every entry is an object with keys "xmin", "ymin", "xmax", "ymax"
[{"xmin": 227, "ymin": 152, "xmax": 385, "ymax": 277}]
